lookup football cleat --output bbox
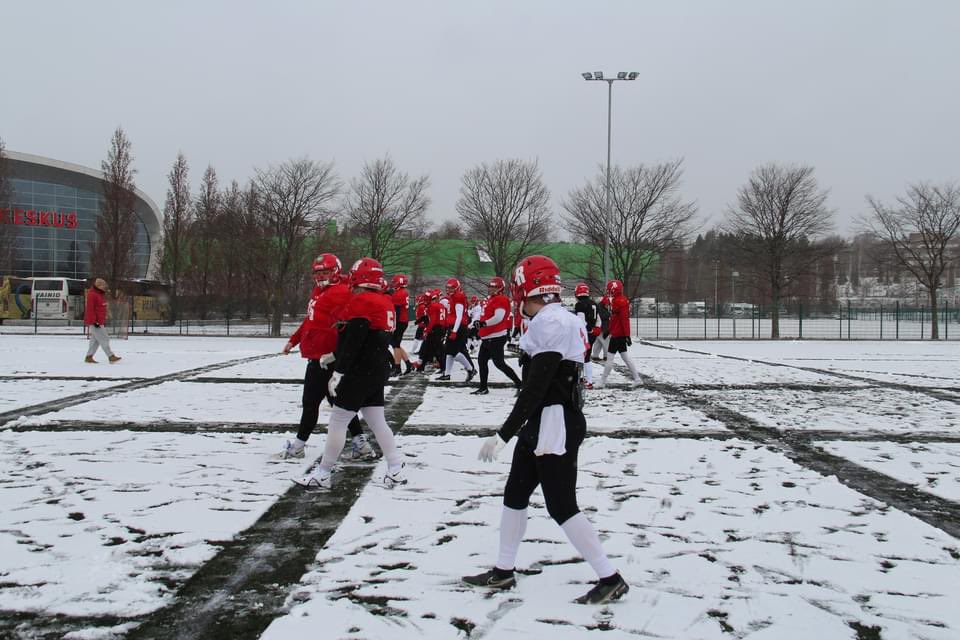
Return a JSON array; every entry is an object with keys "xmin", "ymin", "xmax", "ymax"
[
  {"xmin": 436, "ymin": 374, "xmax": 451, "ymax": 381},
  {"xmin": 462, "ymin": 568, "xmax": 516, "ymax": 590},
  {"xmin": 465, "ymin": 369, "xmax": 476, "ymax": 383},
  {"xmin": 384, "ymin": 463, "xmax": 407, "ymax": 487},
  {"xmin": 349, "ymin": 434, "xmax": 378, "ymax": 460},
  {"xmin": 470, "ymin": 387, "xmax": 489, "ymax": 395},
  {"xmin": 575, "ymin": 573, "xmax": 629, "ymax": 604},
  {"xmin": 293, "ymin": 467, "xmax": 331, "ymax": 490},
  {"xmin": 275, "ymin": 440, "xmax": 305, "ymax": 460}
]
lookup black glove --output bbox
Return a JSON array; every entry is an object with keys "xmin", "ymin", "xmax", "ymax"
[
  {"xmin": 472, "ymin": 320, "xmax": 485, "ymax": 329},
  {"xmin": 518, "ymin": 351, "xmax": 531, "ymax": 368},
  {"xmin": 94, "ymin": 323, "xmax": 101, "ymax": 328},
  {"xmin": 512, "ymin": 326, "xmax": 520, "ymax": 338},
  {"xmin": 626, "ymin": 337, "xmax": 632, "ymax": 346}
]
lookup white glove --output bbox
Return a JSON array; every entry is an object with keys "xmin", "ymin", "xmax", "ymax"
[
  {"xmin": 478, "ymin": 433, "xmax": 507, "ymax": 463},
  {"xmin": 328, "ymin": 371, "xmax": 344, "ymax": 398},
  {"xmin": 318, "ymin": 352, "xmax": 336, "ymax": 369}
]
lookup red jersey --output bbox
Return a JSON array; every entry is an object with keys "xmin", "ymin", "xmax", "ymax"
[
  {"xmin": 288, "ymin": 282, "xmax": 352, "ymax": 359},
  {"xmin": 415, "ymin": 301, "xmax": 427, "ymax": 327},
  {"xmin": 84, "ymin": 287, "xmax": 107, "ymax": 325},
  {"xmin": 426, "ymin": 300, "xmax": 446, "ymax": 333},
  {"xmin": 479, "ymin": 294, "xmax": 512, "ymax": 339},
  {"xmin": 609, "ymin": 294, "xmax": 631, "ymax": 338},
  {"xmin": 391, "ymin": 287, "xmax": 410, "ymax": 323},
  {"xmin": 447, "ymin": 290, "xmax": 468, "ymax": 331},
  {"xmin": 344, "ymin": 290, "xmax": 396, "ymax": 331}
]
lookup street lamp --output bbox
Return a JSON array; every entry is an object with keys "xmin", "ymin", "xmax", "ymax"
[
  {"xmin": 732, "ymin": 270, "xmax": 739, "ymax": 338},
  {"xmin": 582, "ymin": 70, "xmax": 638, "ymax": 285}
]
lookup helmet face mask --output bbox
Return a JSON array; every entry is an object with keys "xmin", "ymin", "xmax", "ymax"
[
  {"xmin": 605, "ymin": 279, "xmax": 623, "ymax": 297},
  {"xmin": 488, "ymin": 276, "xmax": 505, "ymax": 296},
  {"xmin": 312, "ymin": 253, "xmax": 341, "ymax": 286},
  {"xmin": 575, "ymin": 282, "xmax": 590, "ymax": 298}
]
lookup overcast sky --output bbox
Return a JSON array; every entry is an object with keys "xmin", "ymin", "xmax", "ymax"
[{"xmin": 3, "ymin": 1, "xmax": 958, "ymax": 236}]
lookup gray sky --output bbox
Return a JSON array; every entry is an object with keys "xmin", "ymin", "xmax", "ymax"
[{"xmin": 3, "ymin": 0, "xmax": 959, "ymax": 236}]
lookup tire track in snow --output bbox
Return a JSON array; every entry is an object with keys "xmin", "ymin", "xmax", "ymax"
[
  {"xmin": 633, "ymin": 368, "xmax": 960, "ymax": 539},
  {"xmin": 125, "ymin": 376, "xmax": 429, "ymax": 640}
]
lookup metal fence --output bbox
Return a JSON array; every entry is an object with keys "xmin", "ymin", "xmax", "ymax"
[{"xmin": 634, "ymin": 301, "xmax": 959, "ymax": 340}]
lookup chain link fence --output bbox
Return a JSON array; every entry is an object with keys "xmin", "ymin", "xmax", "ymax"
[{"xmin": 634, "ymin": 301, "xmax": 959, "ymax": 340}]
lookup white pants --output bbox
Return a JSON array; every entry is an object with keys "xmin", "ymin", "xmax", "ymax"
[{"xmin": 86, "ymin": 325, "xmax": 114, "ymax": 358}]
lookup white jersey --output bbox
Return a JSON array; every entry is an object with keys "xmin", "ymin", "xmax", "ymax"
[
  {"xmin": 519, "ymin": 302, "xmax": 588, "ymax": 363},
  {"xmin": 469, "ymin": 303, "xmax": 483, "ymax": 323}
]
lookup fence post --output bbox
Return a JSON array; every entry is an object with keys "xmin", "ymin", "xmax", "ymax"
[
  {"xmin": 847, "ymin": 300, "xmax": 851, "ymax": 340},
  {"xmin": 703, "ymin": 305, "xmax": 707, "ymax": 339},
  {"xmin": 716, "ymin": 303, "xmax": 720, "ymax": 339},
  {"xmin": 896, "ymin": 301, "xmax": 899, "ymax": 339},
  {"xmin": 799, "ymin": 303, "xmax": 803, "ymax": 339},
  {"xmin": 880, "ymin": 304, "xmax": 883, "ymax": 340},
  {"xmin": 655, "ymin": 299, "xmax": 659, "ymax": 340},
  {"xmin": 752, "ymin": 305, "xmax": 755, "ymax": 339},
  {"xmin": 676, "ymin": 303, "xmax": 680, "ymax": 340},
  {"xmin": 921, "ymin": 305, "xmax": 925, "ymax": 340},
  {"xmin": 946, "ymin": 301, "xmax": 949, "ymax": 340}
]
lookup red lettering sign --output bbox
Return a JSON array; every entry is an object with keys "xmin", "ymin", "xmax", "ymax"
[{"xmin": 0, "ymin": 208, "xmax": 78, "ymax": 230}]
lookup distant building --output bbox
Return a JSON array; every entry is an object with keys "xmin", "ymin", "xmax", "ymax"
[{"xmin": 1, "ymin": 151, "xmax": 161, "ymax": 279}]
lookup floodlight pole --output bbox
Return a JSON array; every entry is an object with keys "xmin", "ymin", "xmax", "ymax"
[{"xmin": 582, "ymin": 72, "xmax": 637, "ymax": 286}]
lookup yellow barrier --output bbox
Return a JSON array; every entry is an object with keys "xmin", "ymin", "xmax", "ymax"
[{"xmin": 132, "ymin": 296, "xmax": 169, "ymax": 322}]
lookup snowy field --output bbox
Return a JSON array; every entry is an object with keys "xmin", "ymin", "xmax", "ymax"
[{"xmin": 0, "ymin": 334, "xmax": 958, "ymax": 639}]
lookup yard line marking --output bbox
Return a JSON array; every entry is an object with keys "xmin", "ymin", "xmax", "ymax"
[{"xmin": 0, "ymin": 353, "xmax": 283, "ymax": 428}]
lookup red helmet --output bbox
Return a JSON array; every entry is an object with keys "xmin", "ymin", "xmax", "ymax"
[
  {"xmin": 312, "ymin": 253, "xmax": 341, "ymax": 286},
  {"xmin": 488, "ymin": 276, "xmax": 505, "ymax": 295},
  {"xmin": 575, "ymin": 282, "xmax": 590, "ymax": 297},
  {"xmin": 429, "ymin": 288, "xmax": 441, "ymax": 301},
  {"xmin": 470, "ymin": 295, "xmax": 479, "ymax": 305},
  {"xmin": 606, "ymin": 279, "xmax": 623, "ymax": 297},
  {"xmin": 446, "ymin": 277, "xmax": 462, "ymax": 293},
  {"xmin": 349, "ymin": 257, "xmax": 386, "ymax": 291},
  {"xmin": 391, "ymin": 274, "xmax": 408, "ymax": 289},
  {"xmin": 512, "ymin": 255, "xmax": 562, "ymax": 301}
]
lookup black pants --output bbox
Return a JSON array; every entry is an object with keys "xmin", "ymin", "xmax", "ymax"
[
  {"xmin": 502, "ymin": 404, "xmax": 586, "ymax": 525},
  {"xmin": 478, "ymin": 335, "xmax": 521, "ymax": 388},
  {"xmin": 297, "ymin": 360, "xmax": 362, "ymax": 442},
  {"xmin": 421, "ymin": 327, "xmax": 444, "ymax": 368}
]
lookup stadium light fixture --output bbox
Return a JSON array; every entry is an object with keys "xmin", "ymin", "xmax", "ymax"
[{"xmin": 578, "ymin": 70, "xmax": 639, "ymax": 284}]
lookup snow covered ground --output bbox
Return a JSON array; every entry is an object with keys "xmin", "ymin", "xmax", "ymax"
[{"xmin": 0, "ymin": 334, "xmax": 958, "ymax": 639}]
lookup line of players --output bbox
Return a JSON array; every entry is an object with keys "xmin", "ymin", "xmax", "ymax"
[{"xmin": 400, "ymin": 276, "xmax": 642, "ymax": 390}]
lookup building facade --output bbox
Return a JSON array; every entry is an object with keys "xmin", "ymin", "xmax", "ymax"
[{"xmin": 1, "ymin": 151, "xmax": 161, "ymax": 279}]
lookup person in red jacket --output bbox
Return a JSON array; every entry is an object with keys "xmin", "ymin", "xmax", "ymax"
[
  {"xmin": 389, "ymin": 274, "xmax": 413, "ymax": 377},
  {"xmin": 295, "ymin": 257, "xmax": 406, "ymax": 490},
  {"xmin": 438, "ymin": 277, "xmax": 476, "ymax": 381},
  {"xmin": 411, "ymin": 292, "xmax": 428, "ymax": 366},
  {"xmin": 599, "ymin": 279, "xmax": 641, "ymax": 387},
  {"xmin": 471, "ymin": 276, "xmax": 521, "ymax": 395},
  {"xmin": 279, "ymin": 254, "xmax": 373, "ymax": 461},
  {"xmin": 417, "ymin": 289, "xmax": 446, "ymax": 372},
  {"xmin": 83, "ymin": 278, "xmax": 120, "ymax": 363}
]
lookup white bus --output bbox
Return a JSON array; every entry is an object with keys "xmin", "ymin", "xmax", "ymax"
[{"xmin": 30, "ymin": 277, "xmax": 86, "ymax": 320}]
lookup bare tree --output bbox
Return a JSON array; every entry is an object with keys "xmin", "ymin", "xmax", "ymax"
[
  {"xmin": 216, "ymin": 180, "xmax": 248, "ymax": 322},
  {"xmin": 158, "ymin": 152, "xmax": 191, "ymax": 322},
  {"xmin": 252, "ymin": 157, "xmax": 340, "ymax": 336},
  {"xmin": 456, "ymin": 159, "xmax": 551, "ymax": 281},
  {"xmin": 185, "ymin": 165, "xmax": 220, "ymax": 320},
  {"xmin": 864, "ymin": 183, "xmax": 960, "ymax": 339},
  {"xmin": 428, "ymin": 219, "xmax": 465, "ymax": 240},
  {"xmin": 341, "ymin": 155, "xmax": 431, "ymax": 267},
  {"xmin": 563, "ymin": 159, "xmax": 697, "ymax": 299},
  {"xmin": 0, "ymin": 137, "xmax": 15, "ymax": 274},
  {"xmin": 90, "ymin": 127, "xmax": 139, "ymax": 289},
  {"xmin": 724, "ymin": 163, "xmax": 834, "ymax": 338}
]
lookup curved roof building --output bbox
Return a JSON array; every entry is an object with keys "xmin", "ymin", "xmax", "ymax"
[{"xmin": 2, "ymin": 151, "xmax": 161, "ymax": 279}]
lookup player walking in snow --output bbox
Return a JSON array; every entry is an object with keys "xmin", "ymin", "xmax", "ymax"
[
  {"xmin": 471, "ymin": 276, "xmax": 522, "ymax": 395},
  {"xmin": 280, "ymin": 254, "xmax": 375, "ymax": 461},
  {"xmin": 437, "ymin": 277, "xmax": 476, "ymax": 382},
  {"xmin": 573, "ymin": 283, "xmax": 601, "ymax": 389},
  {"xmin": 389, "ymin": 274, "xmax": 414, "ymax": 377},
  {"xmin": 591, "ymin": 294, "xmax": 611, "ymax": 361},
  {"xmin": 599, "ymin": 279, "xmax": 641, "ymax": 387},
  {"xmin": 295, "ymin": 257, "xmax": 406, "ymax": 489},
  {"xmin": 463, "ymin": 255, "xmax": 629, "ymax": 605},
  {"xmin": 83, "ymin": 278, "xmax": 120, "ymax": 364}
]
